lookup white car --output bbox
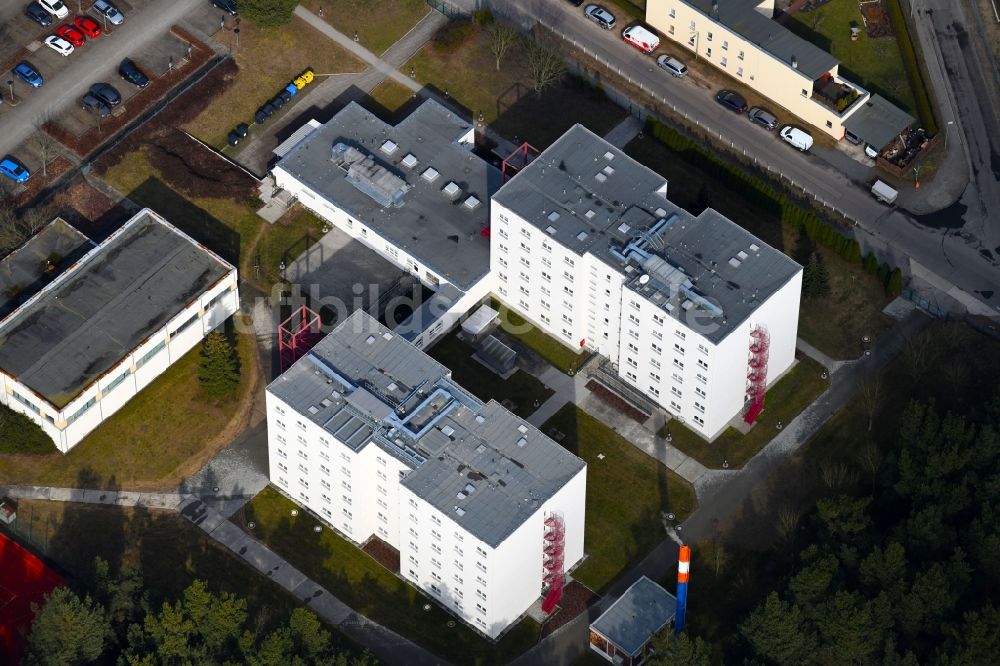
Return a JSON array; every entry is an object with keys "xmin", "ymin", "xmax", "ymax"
[
  {"xmin": 44, "ymin": 35, "xmax": 75, "ymax": 57},
  {"xmin": 38, "ymin": 0, "xmax": 69, "ymax": 19}
]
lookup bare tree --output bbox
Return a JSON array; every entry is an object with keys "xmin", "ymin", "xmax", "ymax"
[
  {"xmin": 857, "ymin": 442, "xmax": 881, "ymax": 491},
  {"xmin": 775, "ymin": 507, "xmax": 800, "ymax": 546},
  {"xmin": 860, "ymin": 373, "xmax": 883, "ymax": 433},
  {"xmin": 489, "ymin": 22, "xmax": 520, "ymax": 71},
  {"xmin": 820, "ymin": 460, "xmax": 855, "ymax": 490},
  {"xmin": 902, "ymin": 330, "xmax": 936, "ymax": 383},
  {"xmin": 525, "ymin": 38, "xmax": 566, "ymax": 96},
  {"xmin": 34, "ymin": 114, "xmax": 57, "ymax": 178}
]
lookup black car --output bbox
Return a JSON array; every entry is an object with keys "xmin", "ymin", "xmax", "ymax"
[
  {"xmin": 89, "ymin": 82, "xmax": 122, "ymax": 108},
  {"xmin": 715, "ymin": 90, "xmax": 748, "ymax": 114},
  {"xmin": 82, "ymin": 93, "xmax": 112, "ymax": 117},
  {"xmin": 212, "ymin": 0, "xmax": 237, "ymax": 16},
  {"xmin": 235, "ymin": 123, "xmax": 249, "ymax": 138},
  {"xmin": 747, "ymin": 107, "xmax": 778, "ymax": 130},
  {"xmin": 118, "ymin": 59, "xmax": 150, "ymax": 89},
  {"xmin": 25, "ymin": 2, "xmax": 53, "ymax": 27}
]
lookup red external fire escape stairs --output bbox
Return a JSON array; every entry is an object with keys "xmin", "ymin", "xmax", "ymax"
[
  {"xmin": 744, "ymin": 326, "xmax": 770, "ymax": 424},
  {"xmin": 278, "ymin": 305, "xmax": 322, "ymax": 372},
  {"xmin": 541, "ymin": 513, "xmax": 566, "ymax": 614}
]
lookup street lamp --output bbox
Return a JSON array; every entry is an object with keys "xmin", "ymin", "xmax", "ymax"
[
  {"xmin": 234, "ymin": 27, "xmax": 240, "ymax": 52},
  {"xmin": 6, "ymin": 80, "xmax": 13, "ymax": 104},
  {"xmin": 944, "ymin": 120, "xmax": 955, "ymax": 151},
  {"xmin": 220, "ymin": 15, "xmax": 226, "ymax": 30}
]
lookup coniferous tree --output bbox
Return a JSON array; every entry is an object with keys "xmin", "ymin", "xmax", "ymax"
[
  {"xmin": 24, "ymin": 587, "xmax": 111, "ymax": 666},
  {"xmin": 198, "ymin": 331, "xmax": 240, "ymax": 399}
]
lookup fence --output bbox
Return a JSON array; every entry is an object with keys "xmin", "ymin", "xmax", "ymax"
[{"xmin": 425, "ymin": 0, "xmax": 468, "ymax": 20}]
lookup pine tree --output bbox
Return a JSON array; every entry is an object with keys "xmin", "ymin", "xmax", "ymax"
[
  {"xmin": 198, "ymin": 331, "xmax": 240, "ymax": 400},
  {"xmin": 864, "ymin": 252, "xmax": 879, "ymax": 274},
  {"xmin": 24, "ymin": 587, "xmax": 111, "ymax": 666},
  {"xmin": 887, "ymin": 267, "xmax": 903, "ymax": 296},
  {"xmin": 803, "ymin": 252, "xmax": 830, "ymax": 298}
]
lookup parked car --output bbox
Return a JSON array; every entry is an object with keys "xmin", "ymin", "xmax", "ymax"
[
  {"xmin": 0, "ymin": 155, "xmax": 31, "ymax": 184},
  {"xmin": 622, "ymin": 25, "xmax": 659, "ymax": 54},
  {"xmin": 747, "ymin": 107, "xmax": 778, "ymax": 130},
  {"xmin": 89, "ymin": 82, "xmax": 121, "ymax": 107},
  {"xmin": 715, "ymin": 89, "xmax": 747, "ymax": 114},
  {"xmin": 656, "ymin": 54, "xmax": 687, "ymax": 78},
  {"xmin": 584, "ymin": 4, "xmax": 616, "ymax": 29},
  {"xmin": 566, "ymin": 0, "xmax": 584, "ymax": 5},
  {"xmin": 235, "ymin": 123, "xmax": 249, "ymax": 138},
  {"xmin": 25, "ymin": 2, "xmax": 54, "ymax": 27},
  {"xmin": 13, "ymin": 62, "xmax": 43, "ymax": 88},
  {"xmin": 212, "ymin": 0, "xmax": 238, "ymax": 16},
  {"xmin": 44, "ymin": 35, "xmax": 75, "ymax": 57},
  {"xmin": 74, "ymin": 16, "xmax": 102, "ymax": 39},
  {"xmin": 56, "ymin": 25, "xmax": 87, "ymax": 48},
  {"xmin": 779, "ymin": 125, "xmax": 813, "ymax": 151},
  {"xmin": 37, "ymin": 0, "xmax": 69, "ymax": 19},
  {"xmin": 118, "ymin": 59, "xmax": 149, "ymax": 88},
  {"xmin": 82, "ymin": 93, "xmax": 112, "ymax": 117},
  {"xmin": 864, "ymin": 143, "xmax": 879, "ymax": 159},
  {"xmin": 93, "ymin": 0, "xmax": 125, "ymax": 25}
]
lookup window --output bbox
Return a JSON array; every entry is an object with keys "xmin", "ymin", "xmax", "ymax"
[
  {"xmin": 696, "ymin": 373, "xmax": 708, "ymax": 384},
  {"xmin": 563, "ymin": 256, "xmax": 575, "ymax": 267},
  {"xmin": 689, "ymin": 20, "xmax": 696, "ymax": 30},
  {"xmin": 649, "ymin": 372, "xmax": 661, "ymax": 382},
  {"xmin": 476, "ymin": 603, "xmax": 487, "ymax": 615},
  {"xmin": 669, "ymin": 8, "xmax": 676, "ymax": 17},
  {"xmin": 721, "ymin": 57, "xmax": 727, "ymax": 67},
  {"xmin": 671, "ymin": 386, "xmax": 682, "ymax": 398},
  {"xmin": 693, "ymin": 415, "xmax": 705, "ymax": 426},
  {"xmin": 826, "ymin": 121, "xmax": 833, "ymax": 128},
  {"xmin": 454, "ymin": 560, "xmax": 464, "ymax": 571},
  {"xmin": 737, "ymin": 67, "xmax": 744, "ymax": 77},
  {"xmin": 801, "ymin": 89, "xmax": 808, "ymax": 96},
  {"xmin": 136, "ymin": 340, "xmax": 166, "ymax": 369},
  {"xmin": 626, "ymin": 357, "xmax": 637, "ymax": 368},
  {"xmin": 706, "ymin": 47, "xmax": 712, "ymax": 57},
  {"xmin": 649, "ymin": 386, "xmax": 660, "ymax": 397},
  {"xmin": 476, "ymin": 588, "xmax": 487, "ymax": 600},
  {"xmin": 675, "ymin": 330, "xmax": 686, "ymax": 340},
  {"xmin": 698, "ymin": 344, "xmax": 709, "ymax": 354},
  {"xmin": 706, "ymin": 32, "xmax": 712, "ymax": 41},
  {"xmin": 697, "ymin": 359, "xmax": 709, "ymax": 370},
  {"xmin": 722, "ymin": 40, "xmax": 728, "ymax": 50},
  {"xmin": 674, "ymin": 358, "xmax": 685, "ymax": 370},
  {"xmin": 171, "ymin": 313, "xmax": 200, "ymax": 336},
  {"xmin": 651, "ymin": 343, "xmax": 663, "ymax": 354},
  {"xmin": 67, "ymin": 397, "xmax": 97, "ymax": 424},
  {"xmin": 695, "ymin": 387, "xmax": 707, "ymax": 398},
  {"xmin": 674, "ymin": 343, "xmax": 685, "ymax": 354},
  {"xmin": 669, "ymin": 24, "xmax": 675, "ymax": 35},
  {"xmin": 738, "ymin": 50, "xmax": 745, "ymax": 60},
  {"xmin": 563, "ymin": 286, "xmax": 574, "ymax": 297},
  {"xmin": 694, "ymin": 402, "xmax": 706, "ymax": 413}
]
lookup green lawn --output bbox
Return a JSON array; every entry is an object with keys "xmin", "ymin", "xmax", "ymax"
[
  {"xmin": 239, "ymin": 486, "xmax": 541, "ymax": 665},
  {"xmin": 0, "ymin": 327, "xmax": 257, "ymax": 490},
  {"xmin": 426, "ymin": 331, "xmax": 554, "ymax": 418},
  {"xmin": 543, "ymin": 405, "xmax": 697, "ymax": 593},
  {"xmin": 490, "ymin": 298, "xmax": 587, "ymax": 374},
  {"xmin": 255, "ymin": 210, "xmax": 328, "ymax": 288},
  {"xmin": 300, "ymin": 0, "xmax": 430, "ymax": 56},
  {"xmin": 407, "ymin": 25, "xmax": 627, "ymax": 149},
  {"xmin": 661, "ymin": 357, "xmax": 830, "ymax": 469},
  {"xmin": 786, "ymin": 0, "xmax": 917, "ymax": 115},
  {"xmin": 367, "ymin": 79, "xmax": 417, "ymax": 114}
]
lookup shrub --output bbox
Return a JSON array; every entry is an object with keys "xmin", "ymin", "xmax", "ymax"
[
  {"xmin": 0, "ymin": 405, "xmax": 55, "ymax": 454},
  {"xmin": 863, "ymin": 252, "xmax": 879, "ymax": 274},
  {"xmin": 887, "ymin": 267, "xmax": 903, "ymax": 296},
  {"xmin": 473, "ymin": 8, "xmax": 494, "ymax": 26},
  {"xmin": 240, "ymin": 0, "xmax": 298, "ymax": 29},
  {"xmin": 433, "ymin": 19, "xmax": 477, "ymax": 53},
  {"xmin": 885, "ymin": 0, "xmax": 939, "ymax": 135}
]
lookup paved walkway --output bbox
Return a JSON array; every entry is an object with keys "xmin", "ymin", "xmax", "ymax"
[{"xmin": 602, "ymin": 116, "xmax": 643, "ymax": 148}]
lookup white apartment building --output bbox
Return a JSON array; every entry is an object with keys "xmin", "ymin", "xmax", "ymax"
[
  {"xmin": 271, "ymin": 99, "xmax": 500, "ymax": 349},
  {"xmin": 0, "ymin": 209, "xmax": 239, "ymax": 452},
  {"xmin": 266, "ymin": 310, "xmax": 586, "ymax": 639},
  {"xmin": 491, "ymin": 125, "xmax": 802, "ymax": 439},
  {"xmin": 646, "ymin": 0, "xmax": 915, "ymax": 147}
]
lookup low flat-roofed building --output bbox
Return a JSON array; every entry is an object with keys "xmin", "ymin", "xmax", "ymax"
[
  {"xmin": 589, "ymin": 576, "xmax": 677, "ymax": 665},
  {"xmin": 266, "ymin": 310, "xmax": 586, "ymax": 639},
  {"xmin": 0, "ymin": 209, "xmax": 239, "ymax": 452},
  {"xmin": 272, "ymin": 99, "xmax": 501, "ymax": 349}
]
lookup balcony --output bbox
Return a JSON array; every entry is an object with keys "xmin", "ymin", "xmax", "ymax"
[{"xmin": 812, "ymin": 73, "xmax": 866, "ymax": 115}]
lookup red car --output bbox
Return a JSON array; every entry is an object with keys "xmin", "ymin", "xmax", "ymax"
[
  {"xmin": 73, "ymin": 15, "xmax": 102, "ymax": 39},
  {"xmin": 56, "ymin": 25, "xmax": 86, "ymax": 47}
]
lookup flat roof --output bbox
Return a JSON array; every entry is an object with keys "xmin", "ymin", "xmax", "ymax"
[
  {"xmin": 685, "ymin": 0, "xmax": 838, "ymax": 79},
  {"xmin": 0, "ymin": 219, "xmax": 93, "ymax": 321},
  {"xmin": 843, "ymin": 94, "xmax": 916, "ymax": 148},
  {"xmin": 0, "ymin": 209, "xmax": 233, "ymax": 409},
  {"xmin": 590, "ymin": 576, "xmax": 676, "ymax": 656},
  {"xmin": 274, "ymin": 99, "xmax": 499, "ymax": 292},
  {"xmin": 267, "ymin": 310, "xmax": 586, "ymax": 547},
  {"xmin": 492, "ymin": 125, "xmax": 801, "ymax": 343}
]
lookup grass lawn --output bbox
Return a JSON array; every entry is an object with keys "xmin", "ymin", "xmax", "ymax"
[
  {"xmin": 239, "ymin": 486, "xmax": 541, "ymax": 665},
  {"xmin": 9, "ymin": 500, "xmax": 361, "ymax": 653},
  {"xmin": 300, "ymin": 0, "xmax": 430, "ymax": 56},
  {"xmin": 367, "ymin": 78, "xmax": 418, "ymax": 115},
  {"xmin": 490, "ymin": 298, "xmax": 587, "ymax": 374},
  {"xmin": 625, "ymin": 134, "xmax": 894, "ymax": 360},
  {"xmin": 184, "ymin": 16, "xmax": 364, "ymax": 147},
  {"xmin": 543, "ymin": 405, "xmax": 697, "ymax": 593},
  {"xmin": 786, "ymin": 0, "xmax": 917, "ymax": 115},
  {"xmin": 255, "ymin": 210, "xmax": 328, "ymax": 288},
  {"xmin": 0, "ymin": 327, "xmax": 257, "ymax": 490},
  {"xmin": 426, "ymin": 331, "xmax": 554, "ymax": 418},
  {"xmin": 407, "ymin": 26, "xmax": 627, "ymax": 149},
  {"xmin": 661, "ymin": 356, "xmax": 830, "ymax": 469}
]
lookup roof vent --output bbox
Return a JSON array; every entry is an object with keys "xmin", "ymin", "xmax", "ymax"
[
  {"xmin": 321, "ymin": 398, "xmax": 332, "ymax": 407},
  {"xmin": 365, "ymin": 335, "xmax": 376, "ymax": 345},
  {"xmin": 728, "ymin": 257, "xmax": 742, "ymax": 268},
  {"xmin": 682, "ymin": 299, "xmax": 694, "ymax": 310},
  {"xmin": 639, "ymin": 274, "xmax": 650, "ymax": 285},
  {"xmin": 576, "ymin": 231, "xmax": 589, "ymax": 242},
  {"xmin": 618, "ymin": 223, "xmax": 631, "ymax": 234},
  {"xmin": 476, "ymin": 443, "xmax": 487, "ymax": 453},
  {"xmin": 387, "ymin": 382, "xmax": 398, "ymax": 392},
  {"xmin": 442, "ymin": 181, "xmax": 462, "ymax": 199},
  {"xmin": 382, "ymin": 332, "xmax": 393, "ymax": 341},
  {"xmin": 585, "ymin": 209, "xmax": 596, "ymax": 219},
  {"xmin": 517, "ymin": 424, "xmax": 528, "ymax": 434},
  {"xmin": 602, "ymin": 165, "xmax": 615, "ymax": 175},
  {"xmin": 547, "ymin": 210, "xmax": 560, "ymax": 222},
  {"xmin": 401, "ymin": 153, "xmax": 418, "ymax": 168},
  {"xmin": 750, "ymin": 243, "xmax": 760, "ymax": 252},
  {"xmin": 463, "ymin": 195, "xmax": 481, "ymax": 210},
  {"xmin": 791, "ymin": 55, "xmax": 798, "ymax": 69},
  {"xmin": 308, "ymin": 405, "xmax": 319, "ymax": 414},
  {"xmin": 595, "ymin": 172, "xmax": 608, "ymax": 183},
  {"xmin": 441, "ymin": 424, "xmax": 455, "ymax": 437},
  {"xmin": 603, "ymin": 151, "xmax": 615, "ymax": 160},
  {"xmin": 421, "ymin": 167, "xmax": 440, "ymax": 182},
  {"xmin": 380, "ymin": 140, "xmax": 398, "ymax": 155},
  {"xmin": 517, "ymin": 437, "xmax": 527, "ymax": 447},
  {"xmin": 545, "ymin": 225, "xmax": 557, "ymax": 235},
  {"xmin": 455, "ymin": 507, "xmax": 466, "ymax": 516},
  {"xmin": 456, "ymin": 491, "xmax": 467, "ymax": 500},
  {"xmin": 655, "ymin": 207, "xmax": 668, "ymax": 217},
  {"xmin": 464, "ymin": 483, "xmax": 476, "ymax": 493},
  {"xmin": 475, "ymin": 414, "xmax": 486, "ymax": 424},
  {"xmin": 737, "ymin": 250, "xmax": 749, "ymax": 260}
]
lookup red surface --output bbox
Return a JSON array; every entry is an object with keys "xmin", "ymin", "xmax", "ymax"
[
  {"xmin": 56, "ymin": 25, "xmax": 86, "ymax": 47},
  {"xmin": 0, "ymin": 532, "xmax": 64, "ymax": 664},
  {"xmin": 73, "ymin": 16, "xmax": 102, "ymax": 38}
]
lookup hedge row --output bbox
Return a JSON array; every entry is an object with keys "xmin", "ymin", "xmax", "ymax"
[
  {"xmin": 646, "ymin": 118, "xmax": 903, "ymax": 295},
  {"xmin": 885, "ymin": 0, "xmax": 939, "ymax": 136}
]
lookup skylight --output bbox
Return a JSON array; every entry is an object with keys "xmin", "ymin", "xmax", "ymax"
[
  {"xmin": 401, "ymin": 153, "xmax": 418, "ymax": 168},
  {"xmin": 421, "ymin": 167, "xmax": 439, "ymax": 182},
  {"xmin": 380, "ymin": 140, "xmax": 398, "ymax": 155}
]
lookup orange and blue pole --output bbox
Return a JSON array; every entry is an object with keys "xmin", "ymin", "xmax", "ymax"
[{"xmin": 675, "ymin": 544, "xmax": 690, "ymax": 633}]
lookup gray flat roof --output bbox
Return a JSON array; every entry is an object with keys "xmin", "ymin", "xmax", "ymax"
[
  {"xmin": 492, "ymin": 125, "xmax": 801, "ymax": 344},
  {"xmin": 843, "ymin": 94, "xmax": 916, "ymax": 148},
  {"xmin": 590, "ymin": 576, "xmax": 676, "ymax": 656},
  {"xmin": 267, "ymin": 310, "xmax": 585, "ymax": 547},
  {"xmin": 0, "ymin": 219, "xmax": 93, "ymax": 321},
  {"xmin": 0, "ymin": 210, "xmax": 233, "ymax": 409},
  {"xmin": 275, "ymin": 100, "xmax": 499, "ymax": 292},
  {"xmin": 685, "ymin": 0, "xmax": 838, "ymax": 79}
]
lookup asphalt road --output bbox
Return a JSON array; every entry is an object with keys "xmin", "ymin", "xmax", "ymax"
[
  {"xmin": 0, "ymin": 0, "xmax": 207, "ymax": 160},
  {"xmin": 500, "ymin": 0, "xmax": 1000, "ymax": 315}
]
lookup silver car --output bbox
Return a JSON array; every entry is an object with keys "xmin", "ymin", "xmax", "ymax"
[
  {"xmin": 748, "ymin": 107, "xmax": 778, "ymax": 130},
  {"xmin": 656, "ymin": 54, "xmax": 687, "ymax": 78},
  {"xmin": 584, "ymin": 4, "xmax": 616, "ymax": 29},
  {"xmin": 93, "ymin": 0, "xmax": 125, "ymax": 25}
]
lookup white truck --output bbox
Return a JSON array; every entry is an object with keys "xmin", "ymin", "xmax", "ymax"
[
  {"xmin": 622, "ymin": 25, "xmax": 660, "ymax": 54},
  {"xmin": 871, "ymin": 179, "xmax": 898, "ymax": 205}
]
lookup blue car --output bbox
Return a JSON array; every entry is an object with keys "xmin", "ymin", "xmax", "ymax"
[
  {"xmin": 13, "ymin": 62, "xmax": 43, "ymax": 88},
  {"xmin": 0, "ymin": 156, "xmax": 31, "ymax": 184}
]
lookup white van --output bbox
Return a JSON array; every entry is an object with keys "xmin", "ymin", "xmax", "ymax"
[
  {"xmin": 779, "ymin": 126, "xmax": 813, "ymax": 151},
  {"xmin": 622, "ymin": 25, "xmax": 660, "ymax": 54},
  {"xmin": 871, "ymin": 180, "xmax": 898, "ymax": 205}
]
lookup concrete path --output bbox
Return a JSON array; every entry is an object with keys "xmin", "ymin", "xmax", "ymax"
[
  {"xmin": 795, "ymin": 336, "xmax": 846, "ymax": 373},
  {"xmin": 602, "ymin": 116, "xmax": 643, "ymax": 149}
]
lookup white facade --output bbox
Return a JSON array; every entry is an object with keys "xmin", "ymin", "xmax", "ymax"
[
  {"xmin": 266, "ymin": 311, "xmax": 586, "ymax": 640},
  {"xmin": 0, "ymin": 211, "xmax": 239, "ymax": 453}
]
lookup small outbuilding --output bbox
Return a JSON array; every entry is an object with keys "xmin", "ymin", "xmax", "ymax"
[
  {"xmin": 589, "ymin": 576, "xmax": 677, "ymax": 665},
  {"xmin": 461, "ymin": 303, "xmax": 499, "ymax": 339}
]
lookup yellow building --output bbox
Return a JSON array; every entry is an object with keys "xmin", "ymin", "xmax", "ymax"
[{"xmin": 646, "ymin": 0, "xmax": 913, "ymax": 147}]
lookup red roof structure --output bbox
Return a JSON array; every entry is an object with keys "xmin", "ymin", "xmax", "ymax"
[{"xmin": 0, "ymin": 532, "xmax": 64, "ymax": 663}]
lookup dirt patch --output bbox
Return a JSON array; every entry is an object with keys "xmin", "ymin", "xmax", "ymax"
[
  {"xmin": 585, "ymin": 380, "xmax": 649, "ymax": 424},
  {"xmin": 361, "ymin": 536, "xmax": 401, "ymax": 573},
  {"xmin": 540, "ymin": 581, "xmax": 600, "ymax": 638},
  {"xmin": 45, "ymin": 175, "xmax": 134, "ymax": 242},
  {"xmin": 9, "ymin": 157, "xmax": 73, "ymax": 207}
]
